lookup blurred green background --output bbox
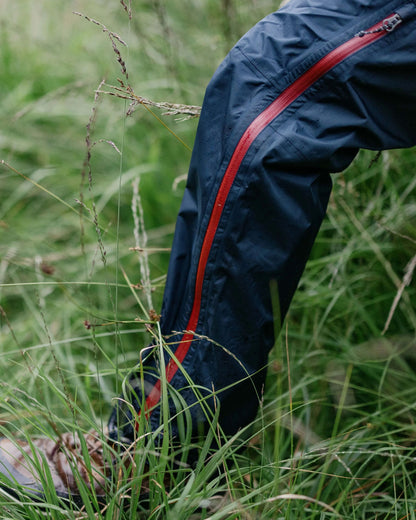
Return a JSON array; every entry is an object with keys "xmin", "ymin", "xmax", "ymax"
[{"xmin": 0, "ymin": 0, "xmax": 284, "ymax": 422}]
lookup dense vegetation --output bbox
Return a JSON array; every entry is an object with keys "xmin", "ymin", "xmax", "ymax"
[{"xmin": 1, "ymin": 1, "xmax": 416, "ymax": 518}]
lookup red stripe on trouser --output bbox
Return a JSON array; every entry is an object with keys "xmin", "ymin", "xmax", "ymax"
[{"xmin": 136, "ymin": 14, "xmax": 396, "ymax": 424}]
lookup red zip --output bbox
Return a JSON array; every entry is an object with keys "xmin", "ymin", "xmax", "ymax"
[{"xmin": 138, "ymin": 12, "xmax": 402, "ymax": 422}]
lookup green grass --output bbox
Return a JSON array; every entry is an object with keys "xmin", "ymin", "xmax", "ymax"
[{"xmin": 1, "ymin": 1, "xmax": 416, "ymax": 518}]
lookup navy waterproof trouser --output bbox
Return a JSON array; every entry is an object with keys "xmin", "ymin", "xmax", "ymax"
[{"xmin": 109, "ymin": 0, "xmax": 416, "ymax": 444}]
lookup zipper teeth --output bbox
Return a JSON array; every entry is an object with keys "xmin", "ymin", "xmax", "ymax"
[{"xmin": 139, "ymin": 13, "xmax": 398, "ymax": 419}]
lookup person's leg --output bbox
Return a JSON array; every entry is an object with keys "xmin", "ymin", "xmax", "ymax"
[
  {"xmin": 2, "ymin": 0, "xmax": 416, "ymax": 506},
  {"xmin": 109, "ymin": 0, "xmax": 416, "ymax": 446}
]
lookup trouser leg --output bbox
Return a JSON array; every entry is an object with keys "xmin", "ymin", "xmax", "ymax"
[{"xmin": 109, "ymin": 0, "xmax": 416, "ymax": 444}]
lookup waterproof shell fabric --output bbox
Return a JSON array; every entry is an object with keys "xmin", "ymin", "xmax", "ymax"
[{"xmin": 109, "ymin": 0, "xmax": 416, "ymax": 443}]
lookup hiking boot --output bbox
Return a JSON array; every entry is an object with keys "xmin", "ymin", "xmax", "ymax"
[{"xmin": 0, "ymin": 430, "xmax": 110, "ymax": 507}]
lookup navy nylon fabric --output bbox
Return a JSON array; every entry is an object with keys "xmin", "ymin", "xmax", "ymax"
[{"xmin": 109, "ymin": 0, "xmax": 416, "ymax": 443}]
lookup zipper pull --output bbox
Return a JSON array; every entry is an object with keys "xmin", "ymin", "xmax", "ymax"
[
  {"xmin": 382, "ymin": 13, "xmax": 403, "ymax": 32},
  {"xmin": 356, "ymin": 13, "xmax": 402, "ymax": 37}
]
